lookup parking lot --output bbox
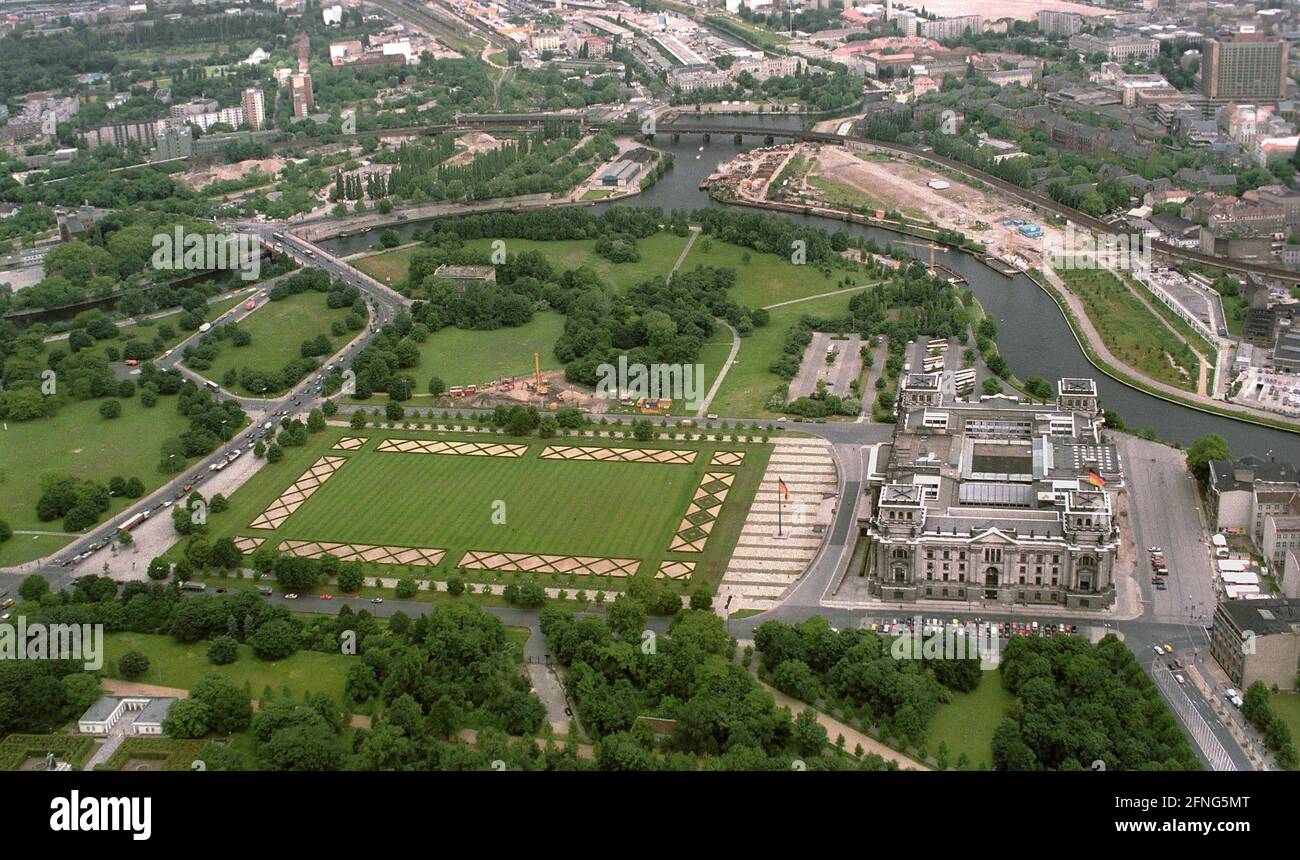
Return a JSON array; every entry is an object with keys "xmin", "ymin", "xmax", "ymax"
[
  {"xmin": 1233, "ymin": 365, "xmax": 1300, "ymax": 418},
  {"xmin": 789, "ymin": 333, "xmax": 862, "ymax": 400}
]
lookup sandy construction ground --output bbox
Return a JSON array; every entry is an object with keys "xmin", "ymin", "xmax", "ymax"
[
  {"xmin": 445, "ymin": 131, "xmax": 506, "ymax": 166},
  {"xmin": 179, "ymin": 156, "xmax": 286, "ymax": 190},
  {"xmin": 809, "ymin": 144, "xmax": 1062, "ymax": 262},
  {"xmin": 896, "ymin": 0, "xmax": 1105, "ymax": 21}
]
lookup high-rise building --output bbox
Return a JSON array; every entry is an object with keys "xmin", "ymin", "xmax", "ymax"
[
  {"xmin": 241, "ymin": 87, "xmax": 266, "ymax": 130},
  {"xmin": 1037, "ymin": 10, "xmax": 1082, "ymax": 37},
  {"xmin": 289, "ymin": 73, "xmax": 314, "ymax": 119},
  {"xmin": 1201, "ymin": 32, "xmax": 1289, "ymax": 101},
  {"xmin": 919, "ymin": 15, "xmax": 981, "ymax": 42}
]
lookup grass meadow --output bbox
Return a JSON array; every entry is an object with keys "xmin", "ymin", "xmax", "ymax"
[
  {"xmin": 0, "ymin": 396, "xmax": 194, "ymax": 567},
  {"xmin": 189, "ymin": 291, "xmax": 355, "ymax": 395},
  {"xmin": 200, "ymin": 428, "xmax": 770, "ymax": 593}
]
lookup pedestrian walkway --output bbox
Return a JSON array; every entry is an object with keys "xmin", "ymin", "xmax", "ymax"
[{"xmin": 757, "ymin": 677, "xmax": 928, "ymax": 771}]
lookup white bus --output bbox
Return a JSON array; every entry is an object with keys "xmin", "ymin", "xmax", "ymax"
[{"xmin": 117, "ymin": 512, "xmax": 146, "ymax": 532}]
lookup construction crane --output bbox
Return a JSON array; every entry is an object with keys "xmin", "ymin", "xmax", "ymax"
[
  {"xmin": 890, "ymin": 238, "xmax": 943, "ymax": 272},
  {"xmin": 534, "ymin": 352, "xmax": 548, "ymax": 396}
]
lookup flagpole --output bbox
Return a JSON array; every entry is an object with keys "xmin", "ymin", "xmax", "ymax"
[{"xmin": 777, "ymin": 477, "xmax": 784, "ymax": 538}]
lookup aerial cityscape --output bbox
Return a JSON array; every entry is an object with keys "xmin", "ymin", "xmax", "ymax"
[{"xmin": 0, "ymin": 0, "xmax": 1296, "ymax": 826}]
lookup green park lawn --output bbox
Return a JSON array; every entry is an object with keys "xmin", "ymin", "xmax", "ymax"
[
  {"xmin": 682, "ymin": 238, "xmax": 862, "ymax": 308},
  {"xmin": 204, "ymin": 428, "xmax": 769, "ymax": 591},
  {"xmin": 707, "ymin": 291, "xmax": 858, "ymax": 417},
  {"xmin": 0, "ymin": 396, "xmax": 193, "ymax": 567},
  {"xmin": 102, "ymin": 631, "xmax": 351, "ymax": 703},
  {"xmin": 350, "ymin": 232, "xmax": 874, "ymax": 419},
  {"xmin": 413, "ymin": 310, "xmax": 566, "ymax": 392},
  {"xmin": 351, "ymin": 245, "xmax": 418, "ymax": 285},
  {"xmin": 343, "ymin": 310, "xmax": 567, "ymax": 406},
  {"xmin": 1269, "ymin": 691, "xmax": 1300, "ymax": 760},
  {"xmin": 1055, "ymin": 266, "xmax": 1201, "ymax": 392},
  {"xmin": 354, "ymin": 233, "xmax": 690, "ymax": 294},
  {"xmin": 924, "ymin": 670, "xmax": 1013, "ymax": 770},
  {"xmin": 461, "ymin": 234, "xmax": 693, "ymax": 293},
  {"xmin": 191, "ymin": 290, "xmax": 355, "ymax": 396},
  {"xmin": 102, "ymin": 291, "xmax": 253, "ymax": 362}
]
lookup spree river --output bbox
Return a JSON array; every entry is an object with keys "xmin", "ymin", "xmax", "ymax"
[{"xmin": 320, "ymin": 114, "xmax": 1298, "ymax": 457}]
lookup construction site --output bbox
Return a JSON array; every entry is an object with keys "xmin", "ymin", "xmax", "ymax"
[
  {"xmin": 436, "ymin": 353, "xmax": 676, "ymax": 416},
  {"xmin": 708, "ymin": 141, "xmax": 1070, "ymax": 271}
]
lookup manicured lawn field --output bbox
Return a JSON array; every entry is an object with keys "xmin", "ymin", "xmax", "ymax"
[
  {"xmin": 291, "ymin": 444, "xmax": 694, "ymax": 557},
  {"xmin": 102, "ymin": 631, "xmax": 352, "ymax": 703},
  {"xmin": 1056, "ymin": 266, "xmax": 1201, "ymax": 392},
  {"xmin": 204, "ymin": 429, "xmax": 770, "ymax": 590},
  {"xmin": 0, "ymin": 396, "xmax": 194, "ymax": 566},
  {"xmin": 190, "ymin": 290, "xmax": 354, "ymax": 395},
  {"xmin": 707, "ymin": 291, "xmax": 858, "ymax": 417},
  {"xmin": 354, "ymin": 233, "xmax": 689, "ymax": 294},
  {"xmin": 682, "ymin": 238, "xmax": 856, "ymax": 308},
  {"xmin": 925, "ymin": 670, "xmax": 1012, "ymax": 770},
  {"xmin": 413, "ymin": 310, "xmax": 566, "ymax": 391}
]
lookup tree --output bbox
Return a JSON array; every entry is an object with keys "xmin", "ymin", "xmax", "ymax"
[
  {"xmin": 251, "ymin": 620, "xmax": 300, "ymax": 661},
  {"xmin": 61, "ymin": 673, "xmax": 103, "ymax": 718},
  {"xmin": 606, "ymin": 595, "xmax": 646, "ymax": 642},
  {"xmin": 186, "ymin": 535, "xmax": 211, "ymax": 569},
  {"xmin": 18, "ymin": 574, "xmax": 49, "ymax": 602},
  {"xmin": 395, "ymin": 577, "xmax": 418, "ymax": 599},
  {"xmin": 337, "ymin": 563, "xmax": 363, "ymax": 593},
  {"xmin": 207, "ymin": 635, "xmax": 239, "ymax": 666},
  {"xmin": 307, "ymin": 408, "xmax": 326, "ymax": 433},
  {"xmin": 772, "ymin": 659, "xmax": 820, "ymax": 702},
  {"xmin": 1186, "ymin": 434, "xmax": 1229, "ymax": 484},
  {"xmin": 210, "ymin": 537, "xmax": 242, "ymax": 570},
  {"xmin": 190, "ymin": 673, "xmax": 252, "ymax": 733},
  {"xmin": 118, "ymin": 650, "xmax": 150, "ymax": 680},
  {"xmin": 791, "ymin": 707, "xmax": 828, "ymax": 757},
  {"xmin": 350, "ymin": 411, "xmax": 367, "ymax": 429},
  {"xmin": 428, "ymin": 376, "xmax": 446, "ymax": 397},
  {"xmin": 0, "ymin": 519, "xmax": 10, "ymax": 544},
  {"xmin": 162, "ymin": 698, "xmax": 213, "ymax": 739},
  {"xmin": 99, "ymin": 399, "xmax": 122, "ymax": 419}
]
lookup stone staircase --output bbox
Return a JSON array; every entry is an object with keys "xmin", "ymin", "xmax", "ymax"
[{"xmin": 716, "ymin": 437, "xmax": 837, "ymax": 613}]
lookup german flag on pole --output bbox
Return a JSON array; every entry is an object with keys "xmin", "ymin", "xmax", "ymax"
[
  {"xmin": 778, "ymin": 477, "xmax": 790, "ymax": 500},
  {"xmin": 1086, "ymin": 471, "xmax": 1106, "ymax": 489}
]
